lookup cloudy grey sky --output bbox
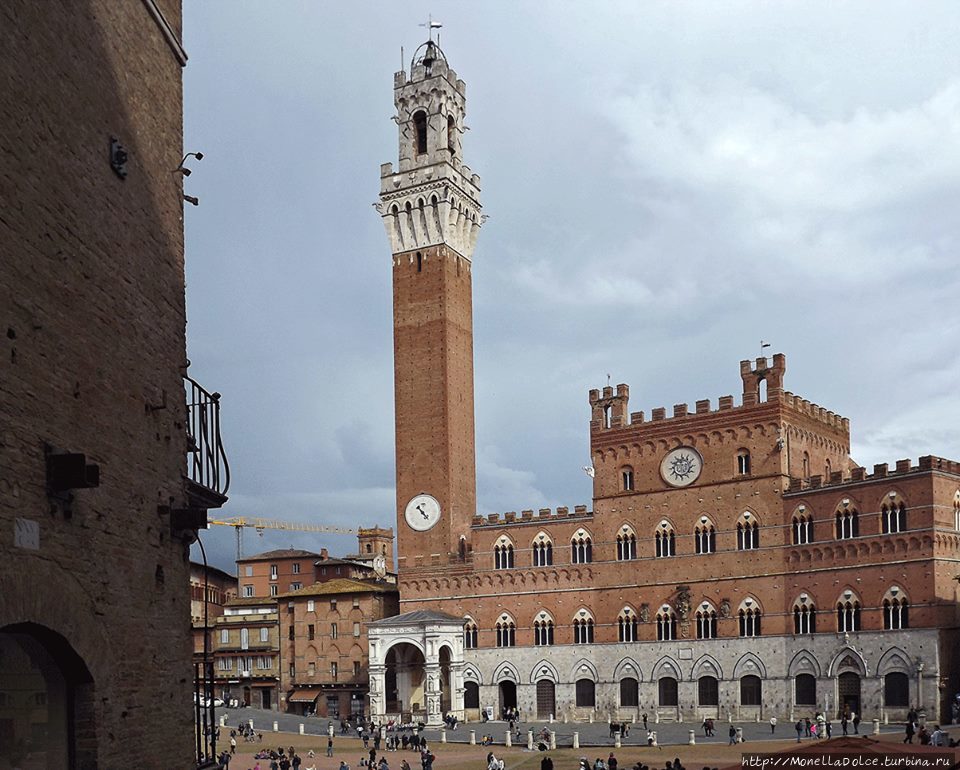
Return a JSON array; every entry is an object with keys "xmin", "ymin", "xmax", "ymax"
[{"xmin": 184, "ymin": 2, "xmax": 960, "ymax": 574}]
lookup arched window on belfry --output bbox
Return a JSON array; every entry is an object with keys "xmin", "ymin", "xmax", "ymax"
[
  {"xmin": 696, "ymin": 600, "xmax": 718, "ymax": 639},
  {"xmin": 573, "ymin": 609, "xmax": 595, "ymax": 644},
  {"xmin": 881, "ymin": 492, "xmax": 907, "ymax": 535},
  {"xmin": 736, "ymin": 448, "xmax": 751, "ymax": 476},
  {"xmin": 655, "ymin": 520, "xmax": 676, "ymax": 558},
  {"xmin": 835, "ymin": 499, "xmax": 859, "ymax": 540},
  {"xmin": 802, "ymin": 452, "xmax": 810, "ymax": 478},
  {"xmin": 836, "ymin": 589, "xmax": 861, "ymax": 632},
  {"xmin": 413, "ymin": 110, "xmax": 427, "ymax": 155},
  {"xmin": 620, "ymin": 466, "xmax": 635, "ymax": 492},
  {"xmin": 694, "ymin": 516, "xmax": 716, "ymax": 554},
  {"xmin": 531, "ymin": 531, "xmax": 553, "ymax": 567},
  {"xmin": 533, "ymin": 610, "xmax": 555, "ymax": 646},
  {"xmin": 616, "ymin": 525, "xmax": 637, "ymax": 561},
  {"xmin": 493, "ymin": 536, "xmax": 515, "ymax": 570},
  {"xmin": 738, "ymin": 597, "xmax": 762, "ymax": 637},
  {"xmin": 571, "ymin": 529, "xmax": 592, "ymax": 564},
  {"xmin": 882, "ymin": 586, "xmax": 909, "ymax": 630},
  {"xmin": 618, "ymin": 607, "xmax": 638, "ymax": 642},
  {"xmin": 793, "ymin": 593, "xmax": 816, "ymax": 634},
  {"xmin": 737, "ymin": 511, "xmax": 759, "ymax": 550}
]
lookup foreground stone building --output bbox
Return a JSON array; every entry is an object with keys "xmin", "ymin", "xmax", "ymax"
[
  {"xmin": 369, "ymin": 38, "xmax": 960, "ymax": 727},
  {"xmin": 1, "ymin": 2, "xmax": 227, "ymax": 765}
]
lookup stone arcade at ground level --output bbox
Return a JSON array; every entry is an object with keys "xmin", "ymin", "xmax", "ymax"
[{"xmin": 368, "ymin": 611, "xmax": 466, "ymax": 727}]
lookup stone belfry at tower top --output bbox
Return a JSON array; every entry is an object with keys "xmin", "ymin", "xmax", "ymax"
[
  {"xmin": 379, "ymin": 38, "xmax": 483, "ymax": 577},
  {"xmin": 378, "ymin": 39, "xmax": 483, "ymax": 259}
]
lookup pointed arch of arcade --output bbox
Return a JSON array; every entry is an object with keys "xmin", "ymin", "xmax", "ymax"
[
  {"xmin": 570, "ymin": 658, "xmax": 599, "ymax": 682},
  {"xmin": 787, "ymin": 650, "xmax": 823, "ymax": 679},
  {"xmin": 529, "ymin": 659, "xmax": 560, "ymax": 684},
  {"xmin": 732, "ymin": 652, "xmax": 768, "ymax": 680},
  {"xmin": 690, "ymin": 654, "xmax": 724, "ymax": 681},
  {"xmin": 827, "ymin": 647, "xmax": 867, "ymax": 677},
  {"xmin": 651, "ymin": 655, "xmax": 683, "ymax": 682},
  {"xmin": 492, "ymin": 661, "xmax": 520, "ymax": 684},
  {"xmin": 876, "ymin": 647, "xmax": 912, "ymax": 677},
  {"xmin": 613, "ymin": 657, "xmax": 644, "ymax": 683}
]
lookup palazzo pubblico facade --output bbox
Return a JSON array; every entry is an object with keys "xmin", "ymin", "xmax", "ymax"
[{"xmin": 366, "ymin": 38, "xmax": 960, "ymax": 728}]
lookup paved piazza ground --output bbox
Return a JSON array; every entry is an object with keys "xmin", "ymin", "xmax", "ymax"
[{"xmin": 212, "ymin": 709, "xmax": 913, "ymax": 769}]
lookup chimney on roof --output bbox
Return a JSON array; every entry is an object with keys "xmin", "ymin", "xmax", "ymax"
[{"xmin": 319, "ymin": 548, "xmax": 329, "ymax": 561}]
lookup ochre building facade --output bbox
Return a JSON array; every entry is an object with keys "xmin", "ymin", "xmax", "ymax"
[{"xmin": 371, "ymin": 39, "xmax": 960, "ymax": 727}]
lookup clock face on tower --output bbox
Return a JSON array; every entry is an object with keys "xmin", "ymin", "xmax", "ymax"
[
  {"xmin": 660, "ymin": 446, "xmax": 703, "ymax": 487},
  {"xmin": 404, "ymin": 493, "xmax": 441, "ymax": 532}
]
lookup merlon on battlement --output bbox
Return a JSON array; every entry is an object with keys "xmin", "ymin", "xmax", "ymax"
[
  {"xmin": 783, "ymin": 455, "xmax": 960, "ymax": 494},
  {"xmin": 471, "ymin": 505, "xmax": 592, "ymax": 528},
  {"xmin": 589, "ymin": 353, "xmax": 849, "ymax": 436}
]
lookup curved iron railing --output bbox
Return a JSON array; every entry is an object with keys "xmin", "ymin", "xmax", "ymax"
[{"xmin": 184, "ymin": 371, "xmax": 230, "ymax": 500}]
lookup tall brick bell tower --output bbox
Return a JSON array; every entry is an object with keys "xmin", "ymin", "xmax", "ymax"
[{"xmin": 377, "ymin": 38, "xmax": 484, "ymax": 575}]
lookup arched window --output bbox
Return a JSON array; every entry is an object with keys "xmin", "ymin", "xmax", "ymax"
[
  {"xmin": 884, "ymin": 672, "xmax": 909, "ymax": 707},
  {"xmin": 658, "ymin": 676, "xmax": 678, "ymax": 706},
  {"xmin": 603, "ymin": 405, "xmax": 612, "ymax": 429},
  {"xmin": 883, "ymin": 587, "xmax": 909, "ymax": 630},
  {"xmin": 881, "ymin": 494, "xmax": 907, "ymax": 534},
  {"xmin": 737, "ymin": 512, "xmax": 759, "ymax": 550},
  {"xmin": 446, "ymin": 114, "xmax": 456, "ymax": 155},
  {"xmin": 736, "ymin": 448, "xmax": 751, "ymax": 475},
  {"xmin": 495, "ymin": 614, "xmax": 516, "ymax": 648},
  {"xmin": 738, "ymin": 598, "xmax": 761, "ymax": 637},
  {"xmin": 463, "ymin": 618, "xmax": 478, "ymax": 649},
  {"xmin": 836, "ymin": 592, "xmax": 861, "ymax": 632},
  {"xmin": 835, "ymin": 502, "xmax": 859, "ymax": 540},
  {"xmin": 493, "ymin": 537, "xmax": 514, "ymax": 570},
  {"xmin": 533, "ymin": 612, "xmax": 555, "ymax": 646},
  {"xmin": 802, "ymin": 452, "xmax": 810, "ymax": 478},
  {"xmin": 792, "ymin": 508, "xmax": 813, "ymax": 544},
  {"xmin": 698, "ymin": 676, "xmax": 719, "ymax": 705},
  {"xmin": 740, "ymin": 675, "xmax": 762, "ymax": 706},
  {"xmin": 825, "ymin": 459, "xmax": 832, "ymax": 478},
  {"xmin": 575, "ymin": 678, "xmax": 596, "ymax": 707},
  {"xmin": 616, "ymin": 525, "xmax": 637, "ymax": 561},
  {"xmin": 413, "ymin": 110, "xmax": 427, "ymax": 154},
  {"xmin": 694, "ymin": 517, "xmax": 716, "ymax": 554},
  {"xmin": 573, "ymin": 611, "xmax": 595, "ymax": 644},
  {"xmin": 656, "ymin": 606, "xmax": 677, "ymax": 641},
  {"xmin": 620, "ymin": 677, "xmax": 639, "ymax": 707},
  {"xmin": 571, "ymin": 529, "xmax": 593, "ymax": 564},
  {"xmin": 618, "ymin": 607, "xmax": 638, "ymax": 642},
  {"xmin": 532, "ymin": 533, "xmax": 553, "ymax": 567},
  {"xmin": 655, "ymin": 521, "xmax": 676, "ymax": 558},
  {"xmin": 621, "ymin": 466, "xmax": 635, "ymax": 492},
  {"xmin": 795, "ymin": 674, "xmax": 817, "ymax": 705},
  {"xmin": 793, "ymin": 596, "xmax": 816, "ymax": 634},
  {"xmin": 696, "ymin": 602, "xmax": 718, "ymax": 639}
]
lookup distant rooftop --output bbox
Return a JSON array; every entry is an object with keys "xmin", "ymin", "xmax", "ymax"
[
  {"xmin": 237, "ymin": 548, "xmax": 322, "ymax": 562},
  {"xmin": 369, "ymin": 609, "xmax": 462, "ymax": 627},
  {"xmin": 277, "ymin": 578, "xmax": 397, "ymax": 599}
]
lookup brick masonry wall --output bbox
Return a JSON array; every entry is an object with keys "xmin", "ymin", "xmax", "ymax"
[{"xmin": 0, "ymin": 0, "xmax": 195, "ymax": 765}]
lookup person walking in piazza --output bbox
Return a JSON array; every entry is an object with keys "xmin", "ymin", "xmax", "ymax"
[
  {"xmin": 852, "ymin": 712, "xmax": 861, "ymax": 734},
  {"xmin": 642, "ymin": 713, "xmax": 648, "ymax": 730},
  {"xmin": 904, "ymin": 720, "xmax": 916, "ymax": 744},
  {"xmin": 804, "ymin": 718, "xmax": 812, "ymax": 737},
  {"xmin": 795, "ymin": 720, "xmax": 804, "ymax": 743},
  {"xmin": 841, "ymin": 715, "xmax": 849, "ymax": 736},
  {"xmin": 328, "ymin": 736, "xmax": 335, "ymax": 757},
  {"xmin": 770, "ymin": 717, "xmax": 777, "ymax": 734},
  {"xmin": 728, "ymin": 726, "xmax": 737, "ymax": 745}
]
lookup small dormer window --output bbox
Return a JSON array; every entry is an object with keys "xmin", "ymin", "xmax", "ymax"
[{"xmin": 413, "ymin": 110, "xmax": 427, "ymax": 155}]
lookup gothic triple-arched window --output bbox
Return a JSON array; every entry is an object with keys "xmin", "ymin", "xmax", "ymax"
[
  {"xmin": 656, "ymin": 606, "xmax": 677, "ymax": 641},
  {"xmin": 463, "ymin": 617, "xmax": 478, "ymax": 649},
  {"xmin": 836, "ymin": 592, "xmax": 861, "ymax": 632},
  {"xmin": 737, "ymin": 513, "xmax": 759, "ymax": 550},
  {"xmin": 533, "ymin": 611, "xmax": 555, "ymax": 646},
  {"xmin": 494, "ymin": 536, "xmax": 514, "ymax": 570},
  {"xmin": 495, "ymin": 614, "xmax": 516, "ymax": 648},
  {"xmin": 655, "ymin": 521, "xmax": 676, "ymax": 558},
  {"xmin": 882, "ymin": 587, "xmax": 909, "ymax": 630},
  {"xmin": 835, "ymin": 502, "xmax": 859, "ymax": 540},
  {"xmin": 618, "ymin": 607, "xmax": 638, "ymax": 642},
  {"xmin": 738, "ymin": 598, "xmax": 762, "ymax": 637},
  {"xmin": 573, "ymin": 611, "xmax": 595, "ymax": 644},
  {"xmin": 694, "ymin": 517, "xmax": 716, "ymax": 554},
  {"xmin": 532, "ymin": 532, "xmax": 553, "ymax": 567},
  {"xmin": 792, "ymin": 508, "xmax": 813, "ymax": 544},
  {"xmin": 881, "ymin": 494, "xmax": 907, "ymax": 534},
  {"xmin": 696, "ymin": 602, "xmax": 718, "ymax": 639},
  {"xmin": 617, "ymin": 526, "xmax": 637, "ymax": 561},
  {"xmin": 571, "ymin": 529, "xmax": 593, "ymax": 564},
  {"xmin": 793, "ymin": 596, "xmax": 816, "ymax": 634}
]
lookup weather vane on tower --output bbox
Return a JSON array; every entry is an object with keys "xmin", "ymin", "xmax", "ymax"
[{"xmin": 420, "ymin": 14, "xmax": 442, "ymax": 44}]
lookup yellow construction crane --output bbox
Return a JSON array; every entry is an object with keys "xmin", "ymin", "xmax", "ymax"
[{"xmin": 207, "ymin": 516, "xmax": 359, "ymax": 566}]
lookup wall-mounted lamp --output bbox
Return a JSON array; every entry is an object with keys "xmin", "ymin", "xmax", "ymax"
[
  {"xmin": 174, "ymin": 151, "xmax": 204, "ymax": 176},
  {"xmin": 183, "ymin": 195, "xmax": 199, "ymax": 206},
  {"xmin": 110, "ymin": 137, "xmax": 128, "ymax": 179}
]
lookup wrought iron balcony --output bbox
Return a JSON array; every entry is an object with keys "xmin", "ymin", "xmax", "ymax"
[{"xmin": 184, "ymin": 369, "xmax": 230, "ymax": 509}]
